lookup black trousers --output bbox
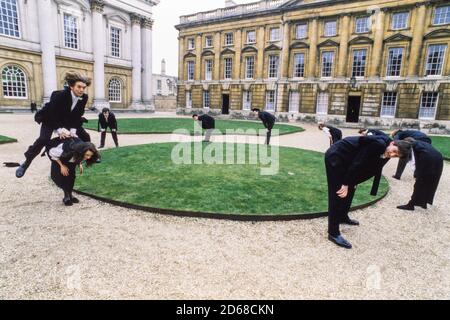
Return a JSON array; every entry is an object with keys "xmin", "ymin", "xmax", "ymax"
[
  {"xmin": 325, "ymin": 153, "xmax": 356, "ymax": 237},
  {"xmin": 266, "ymin": 125, "xmax": 274, "ymax": 145},
  {"xmin": 24, "ymin": 125, "xmax": 90, "ymax": 164},
  {"xmin": 100, "ymin": 126, "xmax": 118, "ymax": 147},
  {"xmin": 411, "ymin": 167, "xmax": 443, "ymax": 206},
  {"xmin": 331, "ymin": 132, "xmax": 342, "ymax": 145},
  {"xmin": 50, "ymin": 161, "xmax": 76, "ymax": 195},
  {"xmin": 394, "ymin": 157, "xmax": 408, "ymax": 179}
]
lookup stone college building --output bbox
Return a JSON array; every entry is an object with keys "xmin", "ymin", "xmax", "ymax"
[{"xmin": 176, "ymin": 0, "xmax": 450, "ymax": 128}]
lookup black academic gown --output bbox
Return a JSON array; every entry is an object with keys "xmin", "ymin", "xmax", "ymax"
[
  {"xmin": 409, "ymin": 141, "xmax": 443, "ymax": 206},
  {"xmin": 325, "ymin": 136, "xmax": 391, "ymax": 236},
  {"xmin": 394, "ymin": 130, "xmax": 432, "ymax": 144},
  {"xmin": 198, "ymin": 114, "xmax": 215, "ymax": 129},
  {"xmin": 327, "ymin": 126, "xmax": 343, "ymax": 144}
]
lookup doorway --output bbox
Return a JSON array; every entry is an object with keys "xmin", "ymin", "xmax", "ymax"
[
  {"xmin": 222, "ymin": 94, "xmax": 230, "ymax": 115},
  {"xmin": 347, "ymin": 96, "xmax": 361, "ymax": 123}
]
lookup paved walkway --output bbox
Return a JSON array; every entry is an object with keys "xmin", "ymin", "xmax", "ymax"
[{"xmin": 0, "ymin": 113, "xmax": 449, "ymax": 299}]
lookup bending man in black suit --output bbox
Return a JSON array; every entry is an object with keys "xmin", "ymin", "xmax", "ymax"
[
  {"xmin": 98, "ymin": 108, "xmax": 119, "ymax": 148},
  {"xmin": 16, "ymin": 72, "xmax": 92, "ymax": 178},
  {"xmin": 193, "ymin": 114, "xmax": 215, "ymax": 142},
  {"xmin": 319, "ymin": 123, "xmax": 342, "ymax": 146},
  {"xmin": 325, "ymin": 135, "xmax": 412, "ymax": 249},
  {"xmin": 397, "ymin": 139, "xmax": 443, "ymax": 211},
  {"xmin": 391, "ymin": 129, "xmax": 432, "ymax": 180},
  {"xmin": 252, "ymin": 108, "xmax": 276, "ymax": 145}
]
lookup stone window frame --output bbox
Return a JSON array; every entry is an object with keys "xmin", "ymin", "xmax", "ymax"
[
  {"xmin": 390, "ymin": 11, "xmax": 410, "ymax": 31},
  {"xmin": 385, "ymin": 47, "xmax": 405, "ymax": 78},
  {"xmin": 354, "ymin": 16, "xmax": 370, "ymax": 34},
  {"xmin": 269, "ymin": 26, "xmax": 281, "ymax": 42},
  {"xmin": 62, "ymin": 12, "xmax": 80, "ymax": 50},
  {"xmin": 108, "ymin": 77, "xmax": 122, "ymax": 103},
  {"xmin": 432, "ymin": 5, "xmax": 450, "ymax": 26},
  {"xmin": 323, "ymin": 19, "xmax": 338, "ymax": 37},
  {"xmin": 265, "ymin": 90, "xmax": 276, "ymax": 111},
  {"xmin": 1, "ymin": 64, "xmax": 28, "ymax": 99},
  {"xmin": 0, "ymin": 0, "xmax": 21, "ymax": 39},
  {"xmin": 109, "ymin": 25, "xmax": 122, "ymax": 58},
  {"xmin": 204, "ymin": 35, "xmax": 213, "ymax": 48},
  {"xmin": 380, "ymin": 91, "xmax": 398, "ymax": 118},
  {"xmin": 419, "ymin": 92, "xmax": 439, "ymax": 120},
  {"xmin": 224, "ymin": 32, "xmax": 234, "ymax": 46},
  {"xmin": 319, "ymin": 49, "xmax": 336, "ymax": 78},
  {"xmin": 294, "ymin": 22, "xmax": 308, "ymax": 40},
  {"xmin": 186, "ymin": 60, "xmax": 195, "ymax": 81},
  {"xmin": 350, "ymin": 48, "xmax": 368, "ymax": 78},
  {"xmin": 187, "ymin": 38, "xmax": 195, "ymax": 50},
  {"xmin": 316, "ymin": 91, "xmax": 329, "ymax": 115},
  {"xmin": 242, "ymin": 90, "xmax": 252, "ymax": 110},
  {"xmin": 186, "ymin": 90, "xmax": 192, "ymax": 108},
  {"xmin": 204, "ymin": 58, "xmax": 213, "ymax": 81},
  {"xmin": 223, "ymin": 57, "xmax": 233, "ymax": 80},
  {"xmin": 423, "ymin": 42, "xmax": 448, "ymax": 77},
  {"xmin": 381, "ymin": 43, "xmax": 409, "ymax": 79},
  {"xmin": 292, "ymin": 51, "xmax": 307, "ymax": 79},
  {"xmin": 244, "ymin": 55, "xmax": 255, "ymax": 80},
  {"xmin": 267, "ymin": 54, "xmax": 280, "ymax": 79},
  {"xmin": 288, "ymin": 90, "xmax": 300, "ymax": 113},
  {"xmin": 203, "ymin": 90, "xmax": 211, "ymax": 109},
  {"xmin": 246, "ymin": 30, "xmax": 256, "ymax": 44}
]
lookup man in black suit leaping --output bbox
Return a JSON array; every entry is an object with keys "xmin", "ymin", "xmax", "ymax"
[{"xmin": 16, "ymin": 72, "xmax": 92, "ymax": 178}]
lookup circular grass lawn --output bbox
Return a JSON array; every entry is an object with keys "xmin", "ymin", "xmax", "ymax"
[
  {"xmin": 84, "ymin": 118, "xmax": 303, "ymax": 136},
  {"xmin": 75, "ymin": 143, "xmax": 389, "ymax": 219},
  {"xmin": 0, "ymin": 135, "xmax": 17, "ymax": 145}
]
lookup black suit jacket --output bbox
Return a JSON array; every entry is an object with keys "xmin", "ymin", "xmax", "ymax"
[
  {"xmin": 367, "ymin": 129, "xmax": 389, "ymax": 138},
  {"xmin": 98, "ymin": 112, "xmax": 118, "ymax": 131},
  {"xmin": 326, "ymin": 136, "xmax": 391, "ymax": 195},
  {"xmin": 394, "ymin": 130, "xmax": 432, "ymax": 144},
  {"xmin": 258, "ymin": 111, "xmax": 276, "ymax": 129},
  {"xmin": 41, "ymin": 88, "xmax": 88, "ymax": 130},
  {"xmin": 198, "ymin": 114, "xmax": 215, "ymax": 129},
  {"xmin": 412, "ymin": 141, "xmax": 443, "ymax": 178}
]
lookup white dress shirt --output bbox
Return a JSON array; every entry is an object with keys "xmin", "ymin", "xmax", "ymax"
[{"xmin": 49, "ymin": 143, "xmax": 75, "ymax": 162}]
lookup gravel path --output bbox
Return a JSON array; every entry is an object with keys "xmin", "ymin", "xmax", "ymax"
[{"xmin": 0, "ymin": 113, "xmax": 449, "ymax": 300}]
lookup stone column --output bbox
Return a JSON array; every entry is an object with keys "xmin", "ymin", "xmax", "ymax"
[
  {"xmin": 141, "ymin": 17, "xmax": 154, "ymax": 110},
  {"xmin": 213, "ymin": 32, "xmax": 221, "ymax": 80},
  {"xmin": 256, "ymin": 26, "xmax": 265, "ymax": 79},
  {"xmin": 37, "ymin": 0, "xmax": 57, "ymax": 103},
  {"xmin": 91, "ymin": 0, "xmax": 109, "ymax": 110},
  {"xmin": 280, "ymin": 21, "xmax": 291, "ymax": 79},
  {"xmin": 130, "ymin": 13, "xmax": 144, "ymax": 109},
  {"xmin": 195, "ymin": 34, "xmax": 202, "ymax": 80},
  {"xmin": 369, "ymin": 9, "xmax": 386, "ymax": 78},
  {"xmin": 234, "ymin": 29, "xmax": 242, "ymax": 79},
  {"xmin": 407, "ymin": 4, "xmax": 427, "ymax": 77},
  {"xmin": 178, "ymin": 36, "xmax": 185, "ymax": 80},
  {"xmin": 337, "ymin": 14, "xmax": 351, "ymax": 78},
  {"xmin": 308, "ymin": 17, "xmax": 318, "ymax": 79}
]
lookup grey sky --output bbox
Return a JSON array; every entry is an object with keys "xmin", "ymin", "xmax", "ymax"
[{"xmin": 152, "ymin": 0, "xmax": 255, "ymax": 77}]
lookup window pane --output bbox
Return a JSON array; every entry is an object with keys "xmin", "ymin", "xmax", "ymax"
[
  {"xmin": 392, "ymin": 12, "xmax": 408, "ymax": 29},
  {"xmin": 352, "ymin": 49, "xmax": 367, "ymax": 77},
  {"xmin": 316, "ymin": 92, "xmax": 328, "ymax": 115},
  {"xmin": 324, "ymin": 21, "xmax": 337, "ymax": 36},
  {"xmin": 355, "ymin": 17, "xmax": 369, "ymax": 33},
  {"xmin": 2, "ymin": 65, "xmax": 27, "ymax": 98},
  {"xmin": 381, "ymin": 92, "xmax": 397, "ymax": 117},
  {"xmin": 296, "ymin": 24, "xmax": 307, "ymax": 39},
  {"xmin": 433, "ymin": 6, "xmax": 450, "ymax": 25},
  {"xmin": 419, "ymin": 92, "xmax": 438, "ymax": 119},
  {"xmin": 64, "ymin": 14, "xmax": 78, "ymax": 49},
  {"xmin": 110, "ymin": 27, "xmax": 121, "ymax": 57},
  {"xmin": 387, "ymin": 48, "xmax": 404, "ymax": 77},
  {"xmin": 321, "ymin": 51, "xmax": 334, "ymax": 77},
  {"xmin": 0, "ymin": 0, "xmax": 20, "ymax": 37},
  {"xmin": 224, "ymin": 58, "xmax": 233, "ymax": 79},
  {"xmin": 245, "ymin": 56, "xmax": 254, "ymax": 79},
  {"xmin": 294, "ymin": 53, "xmax": 305, "ymax": 78},
  {"xmin": 108, "ymin": 78, "xmax": 122, "ymax": 103},
  {"xmin": 426, "ymin": 44, "xmax": 447, "ymax": 76},
  {"xmin": 268, "ymin": 55, "xmax": 279, "ymax": 78}
]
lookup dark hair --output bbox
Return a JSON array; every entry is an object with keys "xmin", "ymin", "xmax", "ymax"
[
  {"xmin": 65, "ymin": 72, "xmax": 92, "ymax": 88},
  {"xmin": 393, "ymin": 139, "xmax": 413, "ymax": 159},
  {"xmin": 102, "ymin": 108, "xmax": 110, "ymax": 113},
  {"xmin": 192, "ymin": 114, "xmax": 198, "ymax": 118},
  {"xmin": 252, "ymin": 108, "xmax": 260, "ymax": 112},
  {"xmin": 358, "ymin": 128, "xmax": 368, "ymax": 134},
  {"xmin": 71, "ymin": 142, "xmax": 100, "ymax": 166}
]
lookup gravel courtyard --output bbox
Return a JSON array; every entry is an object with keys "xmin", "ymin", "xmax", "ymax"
[{"xmin": 0, "ymin": 113, "xmax": 449, "ymax": 299}]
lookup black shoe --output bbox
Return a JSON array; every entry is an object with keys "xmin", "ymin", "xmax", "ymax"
[
  {"xmin": 328, "ymin": 235, "xmax": 352, "ymax": 249},
  {"xmin": 96, "ymin": 159, "xmax": 102, "ymax": 163},
  {"xmin": 342, "ymin": 218, "xmax": 360, "ymax": 226},
  {"xmin": 392, "ymin": 175, "xmax": 401, "ymax": 180},
  {"xmin": 63, "ymin": 197, "xmax": 73, "ymax": 206},
  {"xmin": 418, "ymin": 203, "xmax": 428, "ymax": 209},
  {"xmin": 15, "ymin": 163, "xmax": 29, "ymax": 178},
  {"xmin": 397, "ymin": 203, "xmax": 415, "ymax": 211},
  {"xmin": 98, "ymin": 145, "xmax": 105, "ymax": 149},
  {"xmin": 70, "ymin": 197, "xmax": 80, "ymax": 204}
]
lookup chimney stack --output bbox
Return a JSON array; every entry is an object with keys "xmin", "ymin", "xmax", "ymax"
[
  {"xmin": 161, "ymin": 59, "xmax": 166, "ymax": 76},
  {"xmin": 225, "ymin": 0, "xmax": 237, "ymax": 8}
]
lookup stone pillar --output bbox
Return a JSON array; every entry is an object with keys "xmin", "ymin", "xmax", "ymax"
[
  {"xmin": 91, "ymin": 0, "xmax": 109, "ymax": 110},
  {"xmin": 280, "ymin": 21, "xmax": 291, "ymax": 79},
  {"xmin": 337, "ymin": 14, "xmax": 351, "ymax": 78},
  {"xmin": 178, "ymin": 36, "xmax": 185, "ymax": 81},
  {"xmin": 234, "ymin": 29, "xmax": 242, "ymax": 79},
  {"xmin": 141, "ymin": 17, "xmax": 154, "ymax": 110},
  {"xmin": 130, "ymin": 13, "xmax": 144, "ymax": 109},
  {"xmin": 369, "ymin": 10, "xmax": 386, "ymax": 78},
  {"xmin": 37, "ymin": 0, "xmax": 57, "ymax": 103},
  {"xmin": 213, "ymin": 32, "xmax": 221, "ymax": 80},
  {"xmin": 256, "ymin": 26, "xmax": 265, "ymax": 79},
  {"xmin": 308, "ymin": 17, "xmax": 318, "ymax": 79},
  {"xmin": 407, "ymin": 4, "xmax": 427, "ymax": 77},
  {"xmin": 195, "ymin": 34, "xmax": 202, "ymax": 80}
]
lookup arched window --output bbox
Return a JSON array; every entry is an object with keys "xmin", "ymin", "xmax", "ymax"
[
  {"xmin": 0, "ymin": 0, "xmax": 20, "ymax": 38},
  {"xmin": 108, "ymin": 78, "xmax": 122, "ymax": 103},
  {"xmin": 2, "ymin": 65, "xmax": 27, "ymax": 98}
]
